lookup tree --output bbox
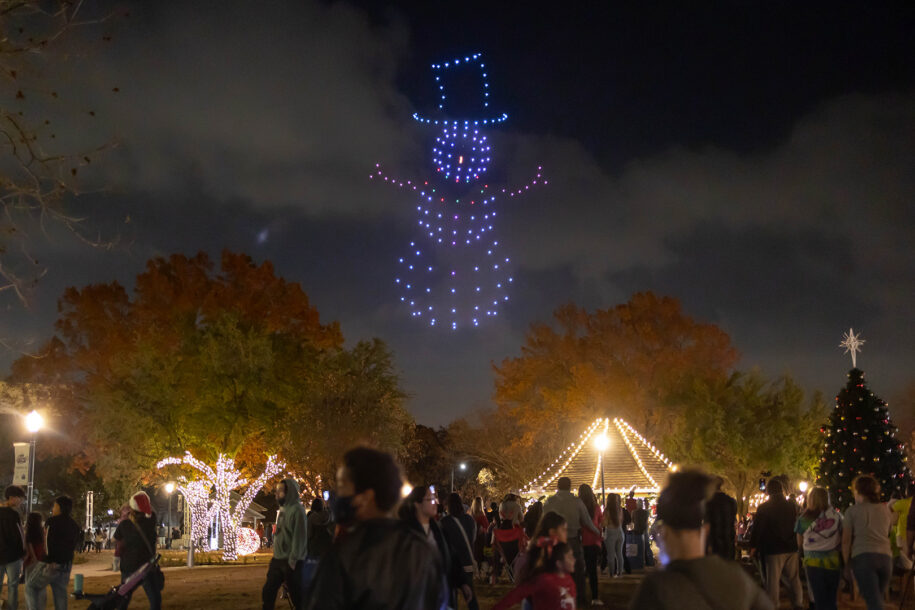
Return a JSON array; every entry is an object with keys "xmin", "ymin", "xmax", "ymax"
[
  {"xmin": 447, "ymin": 410, "xmax": 532, "ymax": 493},
  {"xmin": 157, "ymin": 452, "xmax": 284, "ymax": 560},
  {"xmin": 1, "ymin": 0, "xmax": 121, "ymax": 308},
  {"xmin": 278, "ymin": 338, "xmax": 412, "ymax": 487},
  {"xmin": 10, "ymin": 250, "xmax": 344, "ymax": 485},
  {"xmin": 487, "ymin": 292, "xmax": 738, "ymax": 486},
  {"xmin": 400, "ymin": 424, "xmax": 452, "ymax": 488},
  {"xmin": 817, "ymin": 368, "xmax": 910, "ymax": 509},
  {"xmin": 665, "ymin": 371, "xmax": 825, "ymax": 516}
]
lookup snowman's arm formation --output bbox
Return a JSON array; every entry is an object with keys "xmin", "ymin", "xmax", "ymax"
[
  {"xmin": 369, "ymin": 164, "xmax": 425, "ymax": 193},
  {"xmin": 500, "ymin": 166, "xmax": 547, "ymax": 200}
]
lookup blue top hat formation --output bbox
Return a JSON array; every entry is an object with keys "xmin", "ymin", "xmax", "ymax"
[{"xmin": 412, "ymin": 52, "xmax": 508, "ymax": 127}]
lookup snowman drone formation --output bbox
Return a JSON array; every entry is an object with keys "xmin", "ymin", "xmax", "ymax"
[{"xmin": 371, "ymin": 52, "xmax": 545, "ymax": 329}]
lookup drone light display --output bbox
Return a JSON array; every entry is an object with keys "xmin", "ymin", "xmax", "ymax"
[{"xmin": 372, "ymin": 53, "xmax": 544, "ymax": 329}]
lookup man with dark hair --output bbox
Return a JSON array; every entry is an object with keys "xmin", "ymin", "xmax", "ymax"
[
  {"xmin": 750, "ymin": 478, "xmax": 804, "ymax": 609},
  {"xmin": 1, "ymin": 485, "xmax": 26, "ymax": 610},
  {"xmin": 305, "ymin": 447, "xmax": 443, "ymax": 609},
  {"xmin": 706, "ymin": 476, "xmax": 738, "ymax": 560},
  {"xmin": 543, "ymin": 476, "xmax": 601, "ymax": 606},
  {"xmin": 629, "ymin": 470, "xmax": 771, "ymax": 609},
  {"xmin": 45, "ymin": 495, "xmax": 82, "ymax": 610}
]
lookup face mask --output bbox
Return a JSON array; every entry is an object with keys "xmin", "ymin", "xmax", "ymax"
[{"xmin": 334, "ymin": 495, "xmax": 357, "ymax": 525}]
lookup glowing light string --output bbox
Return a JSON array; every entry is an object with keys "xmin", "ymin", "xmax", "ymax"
[
  {"xmin": 592, "ymin": 418, "xmax": 610, "ymax": 491},
  {"xmin": 614, "ymin": 418, "xmax": 659, "ymax": 489},
  {"xmin": 522, "ymin": 419, "xmax": 604, "ymax": 494},
  {"xmin": 521, "ymin": 417, "xmax": 676, "ymax": 496},
  {"xmin": 157, "ymin": 452, "xmax": 285, "ymax": 560},
  {"xmin": 236, "ymin": 527, "xmax": 260, "ymax": 556}
]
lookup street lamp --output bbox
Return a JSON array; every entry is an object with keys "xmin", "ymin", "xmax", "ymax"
[
  {"xmin": 451, "ymin": 462, "xmax": 467, "ymax": 493},
  {"xmin": 798, "ymin": 481, "xmax": 809, "ymax": 493},
  {"xmin": 164, "ymin": 482, "xmax": 176, "ymax": 549},
  {"xmin": 595, "ymin": 433, "xmax": 609, "ymax": 505},
  {"xmin": 24, "ymin": 410, "xmax": 44, "ymax": 514}
]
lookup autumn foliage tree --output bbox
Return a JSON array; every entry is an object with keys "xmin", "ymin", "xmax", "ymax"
[
  {"xmin": 481, "ymin": 292, "xmax": 738, "ymax": 485},
  {"xmin": 12, "ymin": 251, "xmax": 410, "ymax": 488}
]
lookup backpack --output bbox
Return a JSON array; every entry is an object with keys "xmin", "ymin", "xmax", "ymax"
[{"xmin": 802, "ymin": 508, "xmax": 841, "ymax": 553}]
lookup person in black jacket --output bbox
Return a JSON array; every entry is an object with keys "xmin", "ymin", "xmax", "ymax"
[
  {"xmin": 305, "ymin": 447, "xmax": 443, "ymax": 610},
  {"xmin": 0, "ymin": 485, "xmax": 26, "ymax": 610},
  {"xmin": 305, "ymin": 498, "xmax": 333, "ymax": 560},
  {"xmin": 440, "ymin": 492, "xmax": 478, "ymax": 610},
  {"xmin": 114, "ymin": 492, "xmax": 161, "ymax": 610},
  {"xmin": 706, "ymin": 476, "xmax": 738, "ymax": 560},
  {"xmin": 42, "ymin": 496, "xmax": 82, "ymax": 610},
  {"xmin": 749, "ymin": 478, "xmax": 804, "ymax": 609},
  {"xmin": 399, "ymin": 486, "xmax": 454, "ymax": 602}
]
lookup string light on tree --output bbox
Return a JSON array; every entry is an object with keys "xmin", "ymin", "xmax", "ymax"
[
  {"xmin": 158, "ymin": 452, "xmax": 285, "ymax": 560},
  {"xmin": 816, "ymin": 329, "xmax": 910, "ymax": 509},
  {"xmin": 372, "ymin": 52, "xmax": 544, "ymax": 329}
]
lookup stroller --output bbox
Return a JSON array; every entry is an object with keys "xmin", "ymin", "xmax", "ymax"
[{"xmin": 76, "ymin": 555, "xmax": 161, "ymax": 610}]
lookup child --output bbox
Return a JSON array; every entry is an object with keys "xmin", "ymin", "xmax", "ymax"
[{"xmin": 492, "ymin": 541, "xmax": 577, "ymax": 609}]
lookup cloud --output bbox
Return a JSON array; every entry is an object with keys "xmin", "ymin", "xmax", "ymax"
[
  {"xmin": 499, "ymin": 92, "xmax": 915, "ymax": 280},
  {"xmin": 70, "ymin": 1, "xmax": 424, "ymax": 216}
]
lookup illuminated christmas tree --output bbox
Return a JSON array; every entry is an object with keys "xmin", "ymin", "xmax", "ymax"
[
  {"xmin": 816, "ymin": 329, "xmax": 910, "ymax": 509},
  {"xmin": 372, "ymin": 52, "xmax": 544, "ymax": 329}
]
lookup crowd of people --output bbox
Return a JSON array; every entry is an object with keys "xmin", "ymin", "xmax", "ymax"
[
  {"xmin": 0, "ymin": 486, "xmax": 82, "ymax": 610},
  {"xmin": 261, "ymin": 449, "xmax": 915, "ymax": 610},
  {"xmin": 2, "ymin": 448, "xmax": 914, "ymax": 610}
]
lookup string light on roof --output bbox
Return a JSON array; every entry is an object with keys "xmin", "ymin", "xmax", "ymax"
[
  {"xmin": 522, "ymin": 417, "xmax": 675, "ymax": 496},
  {"xmin": 372, "ymin": 53, "xmax": 544, "ymax": 328},
  {"xmin": 615, "ymin": 418, "xmax": 659, "ymax": 489}
]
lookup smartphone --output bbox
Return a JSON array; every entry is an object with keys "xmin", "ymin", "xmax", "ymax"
[{"xmin": 322, "ymin": 490, "xmax": 330, "ymax": 501}]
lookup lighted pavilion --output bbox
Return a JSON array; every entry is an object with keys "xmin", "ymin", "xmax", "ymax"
[{"xmin": 521, "ymin": 417, "xmax": 676, "ymax": 499}]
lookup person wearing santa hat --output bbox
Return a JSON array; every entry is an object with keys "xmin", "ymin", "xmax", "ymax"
[{"xmin": 114, "ymin": 491, "xmax": 161, "ymax": 609}]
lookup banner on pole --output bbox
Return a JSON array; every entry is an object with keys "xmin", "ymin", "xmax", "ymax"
[{"xmin": 13, "ymin": 442, "xmax": 30, "ymax": 486}]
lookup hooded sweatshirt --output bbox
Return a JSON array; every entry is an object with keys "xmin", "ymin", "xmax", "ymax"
[
  {"xmin": 628, "ymin": 555, "xmax": 772, "ymax": 610},
  {"xmin": 273, "ymin": 478, "xmax": 307, "ymax": 564}
]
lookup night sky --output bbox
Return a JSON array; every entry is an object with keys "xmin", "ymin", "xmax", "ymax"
[{"xmin": 2, "ymin": 0, "xmax": 913, "ymax": 426}]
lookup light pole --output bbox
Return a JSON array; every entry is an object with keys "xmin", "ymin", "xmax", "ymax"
[
  {"xmin": 24, "ymin": 410, "xmax": 44, "ymax": 515},
  {"xmin": 164, "ymin": 482, "xmax": 176, "ymax": 549},
  {"xmin": 451, "ymin": 462, "xmax": 467, "ymax": 493},
  {"xmin": 595, "ymin": 433, "xmax": 609, "ymax": 506}
]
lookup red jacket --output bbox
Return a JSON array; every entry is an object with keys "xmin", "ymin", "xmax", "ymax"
[
  {"xmin": 492, "ymin": 572, "xmax": 577, "ymax": 610},
  {"xmin": 581, "ymin": 505, "xmax": 603, "ymax": 547}
]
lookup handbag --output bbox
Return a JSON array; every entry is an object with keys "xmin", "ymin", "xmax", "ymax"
[
  {"xmin": 25, "ymin": 561, "xmax": 58, "ymax": 589},
  {"xmin": 131, "ymin": 519, "xmax": 165, "ymax": 591}
]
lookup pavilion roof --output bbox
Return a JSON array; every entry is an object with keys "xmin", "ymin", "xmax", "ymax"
[{"xmin": 521, "ymin": 417, "xmax": 675, "ymax": 497}]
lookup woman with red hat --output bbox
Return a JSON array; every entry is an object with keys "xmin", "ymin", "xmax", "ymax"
[{"xmin": 113, "ymin": 491, "xmax": 161, "ymax": 609}]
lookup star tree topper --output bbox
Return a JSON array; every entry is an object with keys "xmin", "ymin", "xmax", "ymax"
[{"xmin": 839, "ymin": 327, "xmax": 865, "ymax": 368}]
